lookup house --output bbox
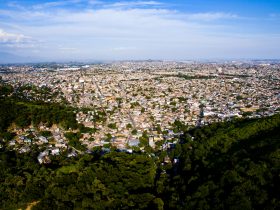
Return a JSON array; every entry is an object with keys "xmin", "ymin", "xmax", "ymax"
[
  {"xmin": 51, "ymin": 148, "xmax": 60, "ymax": 155},
  {"xmin": 37, "ymin": 151, "xmax": 49, "ymax": 164},
  {"xmin": 67, "ymin": 150, "xmax": 77, "ymax": 157},
  {"xmin": 8, "ymin": 140, "xmax": 16, "ymax": 146},
  {"xmin": 162, "ymin": 156, "xmax": 171, "ymax": 164},
  {"xmin": 19, "ymin": 136, "xmax": 26, "ymax": 140},
  {"xmin": 126, "ymin": 149, "xmax": 133, "ymax": 153},
  {"xmin": 19, "ymin": 146, "xmax": 31, "ymax": 153},
  {"xmin": 38, "ymin": 136, "xmax": 48, "ymax": 143},
  {"xmin": 23, "ymin": 138, "xmax": 32, "ymax": 144},
  {"xmin": 128, "ymin": 138, "xmax": 139, "ymax": 147},
  {"xmin": 173, "ymin": 158, "xmax": 179, "ymax": 164},
  {"xmin": 148, "ymin": 136, "xmax": 155, "ymax": 148}
]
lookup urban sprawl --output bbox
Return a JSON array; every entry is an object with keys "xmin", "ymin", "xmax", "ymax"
[{"xmin": 1, "ymin": 61, "xmax": 279, "ymax": 163}]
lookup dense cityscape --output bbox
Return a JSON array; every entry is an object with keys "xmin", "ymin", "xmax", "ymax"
[
  {"xmin": 1, "ymin": 0, "xmax": 280, "ymax": 209},
  {"xmin": 1, "ymin": 61, "xmax": 279, "ymax": 162}
]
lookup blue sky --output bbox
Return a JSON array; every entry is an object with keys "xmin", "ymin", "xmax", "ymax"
[{"xmin": 0, "ymin": 0, "xmax": 280, "ymax": 61}]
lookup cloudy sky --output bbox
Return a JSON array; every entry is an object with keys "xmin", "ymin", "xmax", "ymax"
[{"xmin": 0, "ymin": 0, "xmax": 280, "ymax": 61}]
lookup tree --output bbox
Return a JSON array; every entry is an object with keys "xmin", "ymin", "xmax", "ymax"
[
  {"xmin": 108, "ymin": 123, "xmax": 117, "ymax": 129},
  {"xmin": 131, "ymin": 129, "xmax": 137, "ymax": 135},
  {"xmin": 126, "ymin": 123, "xmax": 132, "ymax": 129}
]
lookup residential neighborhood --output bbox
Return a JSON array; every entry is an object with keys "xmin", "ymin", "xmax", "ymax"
[{"xmin": 1, "ymin": 61, "xmax": 279, "ymax": 162}]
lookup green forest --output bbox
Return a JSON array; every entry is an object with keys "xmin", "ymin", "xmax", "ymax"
[
  {"xmin": 0, "ymin": 82, "xmax": 280, "ymax": 209},
  {"xmin": 0, "ymin": 83, "xmax": 78, "ymax": 135}
]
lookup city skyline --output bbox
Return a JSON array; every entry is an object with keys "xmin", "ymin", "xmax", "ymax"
[{"xmin": 0, "ymin": 0, "xmax": 280, "ymax": 62}]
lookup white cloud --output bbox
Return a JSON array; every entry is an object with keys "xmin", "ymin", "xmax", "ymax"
[
  {"xmin": 186, "ymin": 12, "xmax": 239, "ymax": 21},
  {"xmin": 7, "ymin": 1, "xmax": 26, "ymax": 10},
  {"xmin": 32, "ymin": 2, "xmax": 68, "ymax": 10},
  {"xmin": 32, "ymin": 0, "xmax": 83, "ymax": 10},
  {"xmin": 108, "ymin": 1, "xmax": 163, "ymax": 8},
  {"xmin": 0, "ymin": 1, "xmax": 278, "ymax": 60},
  {"xmin": 0, "ymin": 28, "xmax": 42, "ymax": 53},
  {"xmin": 0, "ymin": 29, "xmax": 29, "ymax": 43}
]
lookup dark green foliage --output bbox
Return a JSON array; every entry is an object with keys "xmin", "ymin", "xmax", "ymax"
[
  {"xmin": 0, "ymin": 98, "xmax": 78, "ymax": 132},
  {"xmin": 0, "ymin": 83, "xmax": 279, "ymax": 210},
  {"xmin": 78, "ymin": 124, "xmax": 96, "ymax": 133},
  {"xmin": 139, "ymin": 131, "xmax": 149, "ymax": 147},
  {"xmin": 156, "ymin": 73, "xmax": 217, "ymax": 80},
  {"xmin": 0, "ymin": 131, "xmax": 16, "ymax": 140},
  {"xmin": 131, "ymin": 129, "xmax": 137, "ymax": 135},
  {"xmin": 64, "ymin": 132, "xmax": 86, "ymax": 151},
  {"xmin": 0, "ymin": 83, "xmax": 78, "ymax": 132},
  {"xmin": 126, "ymin": 123, "xmax": 132, "ymax": 129},
  {"xmin": 236, "ymin": 95, "xmax": 243, "ymax": 100},
  {"xmin": 39, "ymin": 131, "xmax": 52, "ymax": 137},
  {"xmin": 172, "ymin": 119, "xmax": 188, "ymax": 133},
  {"xmin": 0, "ymin": 83, "xmax": 13, "ymax": 97},
  {"xmin": 108, "ymin": 123, "xmax": 117, "ymax": 129},
  {"xmin": 163, "ymin": 114, "xmax": 280, "ymax": 210},
  {"xmin": 0, "ymin": 150, "xmax": 157, "ymax": 210}
]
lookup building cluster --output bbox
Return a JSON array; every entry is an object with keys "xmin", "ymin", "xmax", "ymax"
[{"xmin": 1, "ymin": 61, "xmax": 279, "ymax": 160}]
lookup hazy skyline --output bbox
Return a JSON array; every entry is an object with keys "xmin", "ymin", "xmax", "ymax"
[{"xmin": 0, "ymin": 0, "xmax": 280, "ymax": 62}]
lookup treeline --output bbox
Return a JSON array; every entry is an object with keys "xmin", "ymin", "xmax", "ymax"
[
  {"xmin": 163, "ymin": 114, "xmax": 280, "ymax": 209},
  {"xmin": 155, "ymin": 73, "xmax": 216, "ymax": 80},
  {"xmin": 0, "ymin": 114, "xmax": 279, "ymax": 209},
  {"xmin": 0, "ymin": 149, "xmax": 160, "ymax": 209},
  {"xmin": 0, "ymin": 83, "xmax": 78, "ymax": 134},
  {"xmin": 1, "ymin": 82, "xmax": 280, "ymax": 209}
]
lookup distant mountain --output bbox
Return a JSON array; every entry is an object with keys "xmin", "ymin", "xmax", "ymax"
[{"xmin": 0, "ymin": 52, "xmax": 30, "ymax": 64}]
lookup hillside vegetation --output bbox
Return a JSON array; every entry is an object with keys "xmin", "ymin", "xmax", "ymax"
[{"xmin": 0, "ymin": 82, "xmax": 279, "ymax": 209}]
